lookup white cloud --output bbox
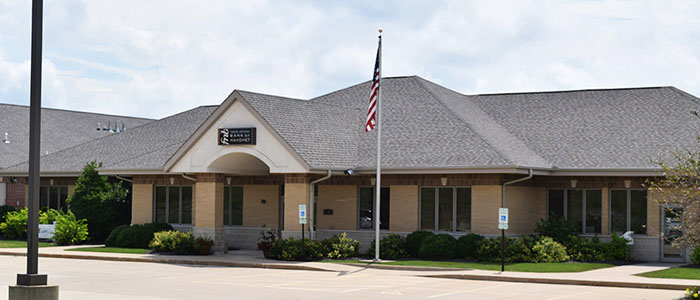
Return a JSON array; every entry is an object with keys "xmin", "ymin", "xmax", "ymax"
[{"xmin": 1, "ymin": 0, "xmax": 700, "ymax": 119}]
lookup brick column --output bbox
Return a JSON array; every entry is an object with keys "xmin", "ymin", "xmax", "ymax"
[
  {"xmin": 389, "ymin": 185, "xmax": 418, "ymax": 232},
  {"xmin": 601, "ymin": 187, "xmax": 609, "ymax": 235},
  {"xmin": 131, "ymin": 182, "xmax": 153, "ymax": 224},
  {"xmin": 283, "ymin": 174, "xmax": 310, "ymax": 239},
  {"xmin": 471, "ymin": 185, "xmax": 502, "ymax": 235},
  {"xmin": 193, "ymin": 173, "xmax": 226, "ymax": 252}
]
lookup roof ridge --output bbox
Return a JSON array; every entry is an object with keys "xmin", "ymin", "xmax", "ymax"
[
  {"xmin": 0, "ymin": 102, "xmax": 155, "ymax": 121},
  {"xmin": 236, "ymin": 90, "xmax": 307, "ymax": 101},
  {"xmin": 666, "ymin": 86, "xmax": 700, "ymax": 107},
  {"xmin": 474, "ymin": 86, "xmax": 671, "ymax": 97},
  {"xmin": 411, "ymin": 77, "xmax": 512, "ymax": 165}
]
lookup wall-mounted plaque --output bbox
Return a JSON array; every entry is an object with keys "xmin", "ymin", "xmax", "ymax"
[{"xmin": 219, "ymin": 128, "xmax": 256, "ymax": 145}]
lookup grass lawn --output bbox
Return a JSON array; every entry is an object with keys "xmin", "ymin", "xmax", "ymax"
[
  {"xmin": 637, "ymin": 266, "xmax": 700, "ymax": 280},
  {"xmin": 325, "ymin": 260, "xmax": 614, "ymax": 273},
  {"xmin": 0, "ymin": 240, "xmax": 55, "ymax": 248},
  {"xmin": 64, "ymin": 247, "xmax": 150, "ymax": 254}
]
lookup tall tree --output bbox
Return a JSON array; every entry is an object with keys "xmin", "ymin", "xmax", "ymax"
[{"xmin": 66, "ymin": 161, "xmax": 129, "ymax": 241}]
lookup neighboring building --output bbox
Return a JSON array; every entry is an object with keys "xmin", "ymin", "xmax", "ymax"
[{"xmin": 1, "ymin": 76, "xmax": 699, "ymax": 262}]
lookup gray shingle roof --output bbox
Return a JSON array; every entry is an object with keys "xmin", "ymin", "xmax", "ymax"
[
  {"xmin": 0, "ymin": 104, "xmax": 153, "ymax": 169},
  {"xmin": 1, "ymin": 106, "xmax": 216, "ymax": 173},
  {"xmin": 4, "ymin": 76, "xmax": 698, "ymax": 174}
]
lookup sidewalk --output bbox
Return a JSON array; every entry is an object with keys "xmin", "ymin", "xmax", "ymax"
[{"xmin": 1, "ymin": 245, "xmax": 698, "ymax": 290}]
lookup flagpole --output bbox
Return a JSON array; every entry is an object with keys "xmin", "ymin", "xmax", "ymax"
[{"xmin": 374, "ymin": 28, "xmax": 382, "ymax": 261}]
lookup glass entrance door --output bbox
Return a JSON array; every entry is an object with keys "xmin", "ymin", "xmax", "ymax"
[{"xmin": 661, "ymin": 207, "xmax": 684, "ymax": 261}]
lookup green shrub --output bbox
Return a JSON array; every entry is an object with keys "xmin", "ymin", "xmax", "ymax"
[
  {"xmin": 692, "ymin": 247, "xmax": 700, "ymax": 265},
  {"xmin": 475, "ymin": 237, "xmax": 530, "ymax": 263},
  {"xmin": 406, "ymin": 231, "xmax": 434, "ymax": 257},
  {"xmin": 418, "ymin": 234, "xmax": 457, "ymax": 260},
  {"xmin": 54, "ymin": 211, "xmax": 88, "ymax": 245},
  {"xmin": 322, "ymin": 233, "xmax": 360, "ymax": 259},
  {"xmin": 39, "ymin": 209, "xmax": 61, "ymax": 224},
  {"xmin": 604, "ymin": 234, "xmax": 630, "ymax": 261},
  {"xmin": 267, "ymin": 238, "xmax": 325, "ymax": 261},
  {"xmin": 563, "ymin": 236, "xmax": 604, "ymax": 262},
  {"xmin": 106, "ymin": 222, "xmax": 173, "ymax": 249},
  {"xmin": 368, "ymin": 234, "xmax": 409, "ymax": 259},
  {"xmin": 531, "ymin": 236, "xmax": 569, "ymax": 263},
  {"xmin": 0, "ymin": 208, "xmax": 28, "ymax": 239},
  {"xmin": 535, "ymin": 214, "xmax": 577, "ymax": 244},
  {"xmin": 67, "ymin": 161, "xmax": 130, "ymax": 241},
  {"xmin": 149, "ymin": 230, "xmax": 195, "ymax": 254},
  {"xmin": 0, "ymin": 205, "xmax": 18, "ymax": 224},
  {"xmin": 194, "ymin": 237, "xmax": 215, "ymax": 255},
  {"xmin": 457, "ymin": 234, "xmax": 484, "ymax": 260}
]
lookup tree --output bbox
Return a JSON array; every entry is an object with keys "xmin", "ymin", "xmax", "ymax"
[
  {"xmin": 647, "ymin": 111, "xmax": 700, "ymax": 249},
  {"xmin": 66, "ymin": 161, "xmax": 129, "ymax": 241}
]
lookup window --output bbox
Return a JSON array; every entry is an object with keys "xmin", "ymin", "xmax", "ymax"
[
  {"xmin": 420, "ymin": 187, "xmax": 471, "ymax": 232},
  {"xmin": 154, "ymin": 185, "xmax": 192, "ymax": 224},
  {"xmin": 358, "ymin": 187, "xmax": 389, "ymax": 230},
  {"xmin": 610, "ymin": 189, "xmax": 647, "ymax": 234},
  {"xmin": 223, "ymin": 186, "xmax": 243, "ymax": 226},
  {"xmin": 548, "ymin": 189, "xmax": 601, "ymax": 234},
  {"xmin": 39, "ymin": 186, "xmax": 68, "ymax": 211}
]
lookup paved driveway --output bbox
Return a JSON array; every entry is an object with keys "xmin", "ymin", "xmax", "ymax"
[{"xmin": 0, "ymin": 256, "xmax": 684, "ymax": 299}]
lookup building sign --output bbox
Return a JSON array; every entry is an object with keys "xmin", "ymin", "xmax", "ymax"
[
  {"xmin": 218, "ymin": 128, "xmax": 256, "ymax": 145},
  {"xmin": 498, "ymin": 208, "xmax": 509, "ymax": 230}
]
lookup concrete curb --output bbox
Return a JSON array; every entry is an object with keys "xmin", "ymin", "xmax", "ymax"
[
  {"xmin": 0, "ymin": 251, "xmax": 333, "ymax": 273},
  {"xmin": 423, "ymin": 274, "xmax": 692, "ymax": 291},
  {"xmin": 344, "ymin": 263, "xmax": 466, "ymax": 272}
]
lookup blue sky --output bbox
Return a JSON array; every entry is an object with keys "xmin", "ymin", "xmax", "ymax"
[{"xmin": 1, "ymin": 0, "xmax": 700, "ymax": 119}]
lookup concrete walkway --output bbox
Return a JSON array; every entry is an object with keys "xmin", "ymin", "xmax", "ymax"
[{"xmin": 1, "ymin": 245, "xmax": 698, "ymax": 290}]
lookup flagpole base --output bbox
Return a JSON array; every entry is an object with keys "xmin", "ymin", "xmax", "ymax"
[{"xmin": 16, "ymin": 274, "xmax": 47, "ymax": 286}]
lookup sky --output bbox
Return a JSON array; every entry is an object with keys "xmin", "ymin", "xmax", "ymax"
[{"xmin": 1, "ymin": 0, "xmax": 700, "ymax": 119}]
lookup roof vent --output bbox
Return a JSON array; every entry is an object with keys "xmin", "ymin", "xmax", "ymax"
[
  {"xmin": 103, "ymin": 121, "xmax": 109, "ymax": 131},
  {"xmin": 121, "ymin": 122, "xmax": 126, "ymax": 132},
  {"xmin": 114, "ymin": 120, "xmax": 120, "ymax": 133},
  {"xmin": 2, "ymin": 132, "xmax": 9, "ymax": 144},
  {"xmin": 97, "ymin": 122, "xmax": 102, "ymax": 131}
]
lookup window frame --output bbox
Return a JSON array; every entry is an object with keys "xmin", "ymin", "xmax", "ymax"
[
  {"xmin": 39, "ymin": 185, "xmax": 69, "ymax": 211},
  {"xmin": 356, "ymin": 186, "xmax": 390, "ymax": 231},
  {"xmin": 224, "ymin": 185, "xmax": 244, "ymax": 227},
  {"xmin": 153, "ymin": 185, "xmax": 193, "ymax": 225},
  {"xmin": 546, "ymin": 188, "xmax": 602, "ymax": 234},
  {"xmin": 418, "ymin": 186, "xmax": 472, "ymax": 233},
  {"xmin": 608, "ymin": 188, "xmax": 648, "ymax": 235}
]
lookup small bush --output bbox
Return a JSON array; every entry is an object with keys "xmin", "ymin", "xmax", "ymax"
[
  {"xmin": 267, "ymin": 238, "xmax": 324, "ymax": 261},
  {"xmin": 531, "ymin": 236, "xmax": 569, "ymax": 263},
  {"xmin": 406, "ymin": 231, "xmax": 434, "ymax": 257},
  {"xmin": 39, "ymin": 209, "xmax": 61, "ymax": 225},
  {"xmin": 604, "ymin": 234, "xmax": 630, "ymax": 261},
  {"xmin": 367, "ymin": 234, "xmax": 409, "ymax": 259},
  {"xmin": 475, "ymin": 237, "xmax": 528, "ymax": 263},
  {"xmin": 0, "ymin": 205, "xmax": 18, "ymax": 224},
  {"xmin": 149, "ymin": 230, "xmax": 195, "ymax": 254},
  {"xmin": 418, "ymin": 234, "xmax": 457, "ymax": 260},
  {"xmin": 563, "ymin": 236, "xmax": 604, "ymax": 262},
  {"xmin": 691, "ymin": 248, "xmax": 700, "ymax": 265},
  {"xmin": 323, "ymin": 233, "xmax": 360, "ymax": 259},
  {"xmin": 535, "ymin": 214, "xmax": 577, "ymax": 245},
  {"xmin": 54, "ymin": 211, "xmax": 88, "ymax": 245},
  {"xmin": 106, "ymin": 222, "xmax": 173, "ymax": 249},
  {"xmin": 0, "ymin": 208, "xmax": 28, "ymax": 239},
  {"xmin": 457, "ymin": 234, "xmax": 484, "ymax": 260},
  {"xmin": 194, "ymin": 237, "xmax": 215, "ymax": 255}
]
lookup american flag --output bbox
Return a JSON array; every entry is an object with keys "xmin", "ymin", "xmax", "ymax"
[{"xmin": 365, "ymin": 40, "xmax": 381, "ymax": 132}]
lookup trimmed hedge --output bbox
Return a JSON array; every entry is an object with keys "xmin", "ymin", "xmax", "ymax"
[
  {"xmin": 418, "ymin": 234, "xmax": 457, "ymax": 260},
  {"xmin": 149, "ymin": 230, "xmax": 195, "ymax": 254},
  {"xmin": 406, "ymin": 231, "xmax": 434, "ymax": 257},
  {"xmin": 368, "ymin": 234, "xmax": 409, "ymax": 259},
  {"xmin": 456, "ymin": 234, "xmax": 484, "ymax": 260},
  {"xmin": 105, "ymin": 222, "xmax": 173, "ymax": 249},
  {"xmin": 267, "ymin": 234, "xmax": 361, "ymax": 261}
]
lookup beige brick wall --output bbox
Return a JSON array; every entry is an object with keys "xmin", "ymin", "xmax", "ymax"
[
  {"xmin": 131, "ymin": 183, "xmax": 153, "ymax": 224},
  {"xmin": 284, "ymin": 183, "xmax": 309, "ymax": 231},
  {"xmin": 506, "ymin": 186, "xmax": 546, "ymax": 234},
  {"xmin": 317, "ymin": 185, "xmax": 357, "ymax": 230},
  {"xmin": 242, "ymin": 185, "xmax": 279, "ymax": 229},
  {"xmin": 647, "ymin": 189, "xmax": 662, "ymax": 237},
  {"xmin": 390, "ymin": 185, "xmax": 419, "ymax": 232},
  {"xmin": 471, "ymin": 186, "xmax": 501, "ymax": 235},
  {"xmin": 601, "ymin": 188, "xmax": 609, "ymax": 235},
  {"xmin": 195, "ymin": 181, "xmax": 223, "ymax": 228}
]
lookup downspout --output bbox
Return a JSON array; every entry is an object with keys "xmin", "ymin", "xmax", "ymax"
[
  {"xmin": 115, "ymin": 175, "xmax": 133, "ymax": 183},
  {"xmin": 181, "ymin": 174, "xmax": 197, "ymax": 182},
  {"xmin": 502, "ymin": 169, "xmax": 533, "ymax": 207},
  {"xmin": 309, "ymin": 170, "xmax": 332, "ymax": 240}
]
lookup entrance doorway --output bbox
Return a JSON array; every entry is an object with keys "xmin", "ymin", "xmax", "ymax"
[{"xmin": 661, "ymin": 207, "xmax": 684, "ymax": 261}]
